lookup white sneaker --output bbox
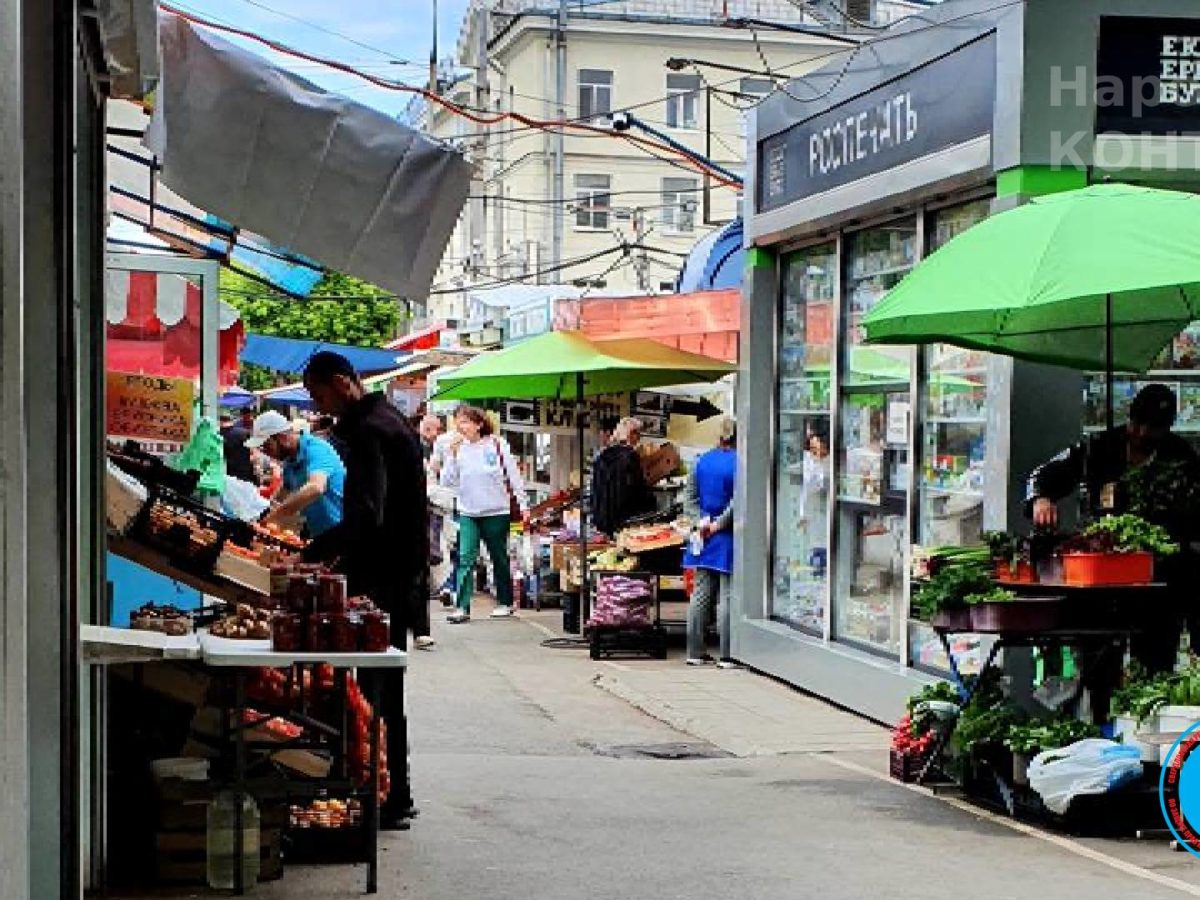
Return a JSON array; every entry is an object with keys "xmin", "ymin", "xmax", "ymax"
[
  {"xmin": 414, "ymin": 636, "xmax": 436, "ymax": 650},
  {"xmin": 489, "ymin": 606, "xmax": 515, "ymax": 618},
  {"xmin": 446, "ymin": 610, "xmax": 470, "ymax": 624},
  {"xmin": 716, "ymin": 659, "xmax": 742, "ymax": 670},
  {"xmin": 685, "ymin": 657, "xmax": 711, "ymax": 666}
]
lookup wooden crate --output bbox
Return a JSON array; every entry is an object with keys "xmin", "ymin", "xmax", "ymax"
[{"xmin": 155, "ymin": 828, "xmax": 283, "ymax": 883}]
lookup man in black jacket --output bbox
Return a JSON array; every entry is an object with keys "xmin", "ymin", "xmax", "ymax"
[
  {"xmin": 591, "ymin": 417, "xmax": 655, "ymax": 535},
  {"xmin": 302, "ymin": 351, "xmax": 428, "ymax": 829},
  {"xmin": 1027, "ymin": 383, "xmax": 1199, "ymax": 674}
]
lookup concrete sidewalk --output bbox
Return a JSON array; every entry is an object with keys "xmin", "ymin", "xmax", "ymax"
[{"xmin": 594, "ymin": 662, "xmax": 889, "ymax": 757}]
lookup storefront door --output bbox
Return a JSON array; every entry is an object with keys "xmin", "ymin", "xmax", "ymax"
[{"xmin": 833, "ymin": 220, "xmax": 918, "ymax": 657}]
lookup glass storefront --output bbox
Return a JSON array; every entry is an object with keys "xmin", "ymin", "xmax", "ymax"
[
  {"xmin": 772, "ymin": 246, "xmax": 836, "ymax": 632},
  {"xmin": 910, "ymin": 199, "xmax": 993, "ymax": 673},
  {"xmin": 834, "ymin": 220, "xmax": 917, "ymax": 656},
  {"xmin": 767, "ymin": 201, "xmax": 1000, "ymax": 668},
  {"xmin": 1084, "ymin": 322, "xmax": 1200, "ymax": 450}
]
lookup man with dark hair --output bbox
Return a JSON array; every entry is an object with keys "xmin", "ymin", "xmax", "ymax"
[
  {"xmin": 302, "ymin": 350, "xmax": 429, "ymax": 829},
  {"xmin": 220, "ymin": 411, "xmax": 256, "ymax": 483},
  {"xmin": 1028, "ymin": 383, "xmax": 1197, "ymax": 527},
  {"xmin": 1027, "ymin": 382, "xmax": 1200, "ymax": 675}
]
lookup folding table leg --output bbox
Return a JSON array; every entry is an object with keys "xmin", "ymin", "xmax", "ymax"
[
  {"xmin": 917, "ymin": 640, "xmax": 1004, "ymax": 786},
  {"xmin": 234, "ymin": 669, "xmax": 247, "ymax": 895},
  {"xmin": 366, "ymin": 673, "xmax": 381, "ymax": 894}
]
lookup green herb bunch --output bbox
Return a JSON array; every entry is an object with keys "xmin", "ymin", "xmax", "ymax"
[
  {"xmin": 1003, "ymin": 718, "xmax": 1101, "ymax": 755},
  {"xmin": 912, "ymin": 562, "xmax": 993, "ymax": 621},
  {"xmin": 1063, "ymin": 514, "xmax": 1179, "ymax": 556}
]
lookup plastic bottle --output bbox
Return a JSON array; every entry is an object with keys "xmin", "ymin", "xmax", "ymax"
[{"xmin": 207, "ymin": 790, "xmax": 260, "ymax": 891}]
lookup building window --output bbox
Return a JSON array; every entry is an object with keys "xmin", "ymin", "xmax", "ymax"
[
  {"xmin": 834, "ymin": 218, "xmax": 918, "ymax": 660},
  {"xmin": 772, "ymin": 246, "xmax": 837, "ymax": 634},
  {"xmin": 665, "ymin": 73, "xmax": 701, "ymax": 129},
  {"xmin": 574, "ymin": 174, "xmax": 611, "ymax": 230},
  {"xmin": 738, "ymin": 77, "xmax": 774, "ymax": 98},
  {"xmin": 661, "ymin": 177, "xmax": 697, "ymax": 233},
  {"xmin": 578, "ymin": 69, "xmax": 612, "ymax": 120}
]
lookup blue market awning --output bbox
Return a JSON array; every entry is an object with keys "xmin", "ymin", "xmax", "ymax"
[
  {"xmin": 258, "ymin": 384, "xmax": 314, "ymax": 410},
  {"xmin": 241, "ymin": 333, "xmax": 408, "ymax": 375},
  {"xmin": 676, "ymin": 218, "xmax": 743, "ymax": 293},
  {"xmin": 220, "ymin": 386, "xmax": 256, "ymax": 408}
]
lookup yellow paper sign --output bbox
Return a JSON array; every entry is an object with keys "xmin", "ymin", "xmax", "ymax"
[{"xmin": 106, "ymin": 372, "xmax": 195, "ymax": 443}]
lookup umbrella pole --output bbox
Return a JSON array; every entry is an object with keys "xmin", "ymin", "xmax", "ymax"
[
  {"xmin": 577, "ymin": 371, "xmax": 590, "ymax": 631},
  {"xmin": 1106, "ymin": 293, "xmax": 1114, "ymax": 433}
]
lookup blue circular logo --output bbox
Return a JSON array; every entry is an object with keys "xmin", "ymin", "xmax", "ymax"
[{"xmin": 1159, "ymin": 721, "xmax": 1200, "ymax": 858}]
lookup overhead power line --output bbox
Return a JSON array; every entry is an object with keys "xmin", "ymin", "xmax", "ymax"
[{"xmin": 158, "ymin": 3, "xmax": 743, "ymax": 190}]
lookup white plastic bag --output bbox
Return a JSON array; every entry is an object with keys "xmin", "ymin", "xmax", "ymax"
[
  {"xmin": 1027, "ymin": 738, "xmax": 1143, "ymax": 814},
  {"xmin": 221, "ymin": 476, "xmax": 270, "ymax": 522}
]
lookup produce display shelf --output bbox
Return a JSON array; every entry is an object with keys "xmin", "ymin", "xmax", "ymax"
[{"xmin": 109, "ymin": 532, "xmax": 267, "ymax": 607}]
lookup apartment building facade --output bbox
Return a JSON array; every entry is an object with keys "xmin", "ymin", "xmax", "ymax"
[{"xmin": 423, "ymin": 0, "xmax": 932, "ymax": 321}]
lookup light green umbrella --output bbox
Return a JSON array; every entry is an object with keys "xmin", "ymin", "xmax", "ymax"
[
  {"xmin": 862, "ymin": 183, "xmax": 1200, "ymax": 428},
  {"xmin": 433, "ymin": 330, "xmax": 735, "ymax": 631},
  {"xmin": 434, "ymin": 330, "xmax": 735, "ymax": 401}
]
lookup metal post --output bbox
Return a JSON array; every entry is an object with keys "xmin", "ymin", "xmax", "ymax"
[
  {"xmin": 703, "ymin": 87, "xmax": 713, "ymax": 226},
  {"xmin": 551, "ymin": 0, "xmax": 567, "ymax": 273},
  {"xmin": 1106, "ymin": 293, "xmax": 1114, "ymax": 433},
  {"xmin": 577, "ymin": 372, "xmax": 590, "ymax": 626}
]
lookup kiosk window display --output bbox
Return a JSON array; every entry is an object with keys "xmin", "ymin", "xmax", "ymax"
[
  {"xmin": 910, "ymin": 200, "xmax": 993, "ymax": 673},
  {"xmin": 834, "ymin": 220, "xmax": 917, "ymax": 657},
  {"xmin": 771, "ymin": 245, "xmax": 836, "ymax": 633}
]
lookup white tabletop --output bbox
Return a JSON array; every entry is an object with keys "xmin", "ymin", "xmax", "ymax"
[
  {"xmin": 199, "ymin": 632, "xmax": 408, "ymax": 669},
  {"xmin": 81, "ymin": 625, "xmax": 202, "ymax": 663}
]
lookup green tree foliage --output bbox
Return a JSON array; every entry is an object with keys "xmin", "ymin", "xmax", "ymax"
[{"xmin": 220, "ymin": 268, "xmax": 408, "ymax": 389}]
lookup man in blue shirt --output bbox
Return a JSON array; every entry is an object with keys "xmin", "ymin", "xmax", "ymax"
[{"xmin": 247, "ymin": 410, "xmax": 345, "ymax": 538}]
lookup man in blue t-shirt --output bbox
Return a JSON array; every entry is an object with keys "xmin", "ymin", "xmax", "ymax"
[{"xmin": 247, "ymin": 410, "xmax": 345, "ymax": 537}]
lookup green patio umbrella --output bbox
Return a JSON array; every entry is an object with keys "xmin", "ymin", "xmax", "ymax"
[
  {"xmin": 434, "ymin": 330, "xmax": 735, "ymax": 401},
  {"xmin": 434, "ymin": 330, "xmax": 735, "ymax": 633},
  {"xmin": 862, "ymin": 183, "xmax": 1200, "ymax": 429}
]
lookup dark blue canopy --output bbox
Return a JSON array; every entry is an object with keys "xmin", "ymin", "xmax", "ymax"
[
  {"xmin": 241, "ymin": 333, "xmax": 408, "ymax": 375},
  {"xmin": 676, "ymin": 218, "xmax": 743, "ymax": 293}
]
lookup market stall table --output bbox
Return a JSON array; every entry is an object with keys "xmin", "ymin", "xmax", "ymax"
[
  {"xmin": 81, "ymin": 625, "xmax": 407, "ymax": 895},
  {"xmin": 920, "ymin": 582, "xmax": 1172, "ymax": 796}
]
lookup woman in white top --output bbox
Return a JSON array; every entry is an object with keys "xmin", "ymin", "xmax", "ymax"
[
  {"xmin": 800, "ymin": 428, "xmax": 831, "ymax": 577},
  {"xmin": 440, "ymin": 405, "xmax": 529, "ymax": 623}
]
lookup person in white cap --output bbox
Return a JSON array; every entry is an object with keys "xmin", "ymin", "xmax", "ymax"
[{"xmin": 247, "ymin": 410, "xmax": 346, "ymax": 538}]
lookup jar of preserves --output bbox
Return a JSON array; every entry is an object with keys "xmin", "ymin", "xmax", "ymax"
[
  {"xmin": 318, "ymin": 573, "xmax": 347, "ymax": 613},
  {"xmin": 269, "ymin": 564, "xmax": 291, "ymax": 603},
  {"xmin": 360, "ymin": 610, "xmax": 391, "ymax": 652},
  {"xmin": 271, "ymin": 613, "xmax": 304, "ymax": 652},
  {"xmin": 328, "ymin": 614, "xmax": 359, "ymax": 653},
  {"xmin": 287, "ymin": 574, "xmax": 315, "ymax": 616},
  {"xmin": 306, "ymin": 613, "xmax": 331, "ymax": 653}
]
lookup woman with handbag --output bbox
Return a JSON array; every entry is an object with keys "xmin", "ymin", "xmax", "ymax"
[{"xmin": 439, "ymin": 405, "xmax": 529, "ymax": 623}]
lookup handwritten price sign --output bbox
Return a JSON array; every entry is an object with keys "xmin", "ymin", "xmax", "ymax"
[{"xmin": 106, "ymin": 372, "xmax": 195, "ymax": 443}]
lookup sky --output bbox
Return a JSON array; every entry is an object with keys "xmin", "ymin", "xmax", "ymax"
[{"xmin": 171, "ymin": 0, "xmax": 473, "ymax": 118}]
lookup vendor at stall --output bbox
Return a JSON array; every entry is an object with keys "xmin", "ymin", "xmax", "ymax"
[
  {"xmin": 684, "ymin": 421, "xmax": 737, "ymax": 667},
  {"xmin": 1026, "ymin": 382, "xmax": 1200, "ymax": 672},
  {"xmin": 591, "ymin": 417, "xmax": 655, "ymax": 536},
  {"xmin": 247, "ymin": 410, "xmax": 346, "ymax": 539},
  {"xmin": 302, "ymin": 351, "xmax": 429, "ymax": 830}
]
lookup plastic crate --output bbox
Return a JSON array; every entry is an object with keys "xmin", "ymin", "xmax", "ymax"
[
  {"xmin": 132, "ymin": 485, "xmax": 232, "ymax": 574},
  {"xmin": 889, "ymin": 749, "xmax": 929, "ymax": 784}
]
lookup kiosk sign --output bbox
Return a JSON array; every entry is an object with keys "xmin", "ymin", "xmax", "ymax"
[
  {"xmin": 106, "ymin": 372, "xmax": 195, "ymax": 443},
  {"xmin": 757, "ymin": 35, "xmax": 994, "ymax": 212},
  {"xmin": 1096, "ymin": 16, "xmax": 1200, "ymax": 135}
]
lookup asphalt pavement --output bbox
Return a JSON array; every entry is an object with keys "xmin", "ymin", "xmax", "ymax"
[{"xmin": 247, "ymin": 600, "xmax": 1200, "ymax": 900}]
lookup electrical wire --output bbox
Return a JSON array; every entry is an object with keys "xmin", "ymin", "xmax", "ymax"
[
  {"xmin": 157, "ymin": 3, "xmax": 744, "ymax": 190},
  {"xmin": 222, "ymin": 0, "xmax": 422, "ymax": 62}
]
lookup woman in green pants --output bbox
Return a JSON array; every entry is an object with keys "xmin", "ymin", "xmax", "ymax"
[{"xmin": 440, "ymin": 406, "xmax": 529, "ymax": 623}]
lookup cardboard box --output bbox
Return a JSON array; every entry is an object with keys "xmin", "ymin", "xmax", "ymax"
[
  {"xmin": 214, "ymin": 551, "xmax": 272, "ymax": 596},
  {"xmin": 642, "ymin": 442, "xmax": 681, "ymax": 485},
  {"xmin": 113, "ymin": 662, "xmax": 211, "ymax": 707}
]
